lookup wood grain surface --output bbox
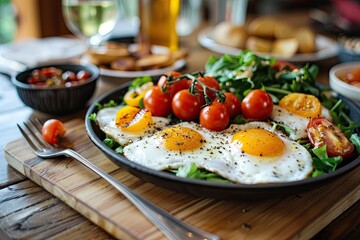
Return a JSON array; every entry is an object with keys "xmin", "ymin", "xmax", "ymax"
[
  {"xmin": 1, "ymin": 9, "xmax": 360, "ymax": 239},
  {"xmin": 4, "ymin": 118, "xmax": 360, "ymax": 240}
]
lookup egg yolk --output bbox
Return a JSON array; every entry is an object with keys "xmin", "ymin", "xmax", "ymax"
[
  {"xmin": 232, "ymin": 128, "xmax": 285, "ymax": 157},
  {"xmin": 158, "ymin": 126, "xmax": 205, "ymax": 151},
  {"xmin": 115, "ymin": 106, "xmax": 152, "ymax": 132}
]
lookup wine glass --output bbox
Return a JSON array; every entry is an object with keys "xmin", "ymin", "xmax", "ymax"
[{"xmin": 62, "ymin": 0, "xmax": 118, "ymax": 48}]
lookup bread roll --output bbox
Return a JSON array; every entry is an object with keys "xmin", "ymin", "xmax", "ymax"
[
  {"xmin": 245, "ymin": 36, "xmax": 273, "ymax": 53},
  {"xmin": 247, "ymin": 17, "xmax": 278, "ymax": 38},
  {"xmin": 87, "ymin": 45, "xmax": 129, "ymax": 65},
  {"xmin": 272, "ymin": 38, "xmax": 299, "ymax": 57},
  {"xmin": 171, "ymin": 48, "xmax": 189, "ymax": 60},
  {"xmin": 274, "ymin": 22, "xmax": 295, "ymax": 39},
  {"xmin": 212, "ymin": 21, "xmax": 248, "ymax": 48},
  {"xmin": 110, "ymin": 57, "xmax": 136, "ymax": 71},
  {"xmin": 296, "ymin": 28, "xmax": 316, "ymax": 53},
  {"xmin": 136, "ymin": 54, "xmax": 174, "ymax": 70}
]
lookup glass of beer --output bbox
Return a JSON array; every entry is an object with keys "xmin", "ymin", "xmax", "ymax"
[{"xmin": 138, "ymin": 0, "xmax": 180, "ymax": 51}]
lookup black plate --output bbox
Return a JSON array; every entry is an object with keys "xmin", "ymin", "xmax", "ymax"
[{"xmin": 85, "ymin": 82, "xmax": 360, "ymax": 200}]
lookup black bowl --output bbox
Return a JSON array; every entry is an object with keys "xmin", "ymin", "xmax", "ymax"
[
  {"xmin": 85, "ymin": 82, "xmax": 360, "ymax": 200},
  {"xmin": 12, "ymin": 63, "xmax": 100, "ymax": 115}
]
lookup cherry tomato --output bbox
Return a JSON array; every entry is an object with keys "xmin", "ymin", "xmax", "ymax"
[
  {"xmin": 279, "ymin": 93, "xmax": 322, "ymax": 118},
  {"xmin": 157, "ymin": 71, "xmax": 188, "ymax": 96},
  {"xmin": 241, "ymin": 89, "xmax": 273, "ymax": 120},
  {"xmin": 346, "ymin": 68, "xmax": 360, "ymax": 83},
  {"xmin": 41, "ymin": 119, "xmax": 66, "ymax": 145},
  {"xmin": 143, "ymin": 86, "xmax": 172, "ymax": 117},
  {"xmin": 40, "ymin": 67, "xmax": 61, "ymax": 78},
  {"xmin": 195, "ymin": 76, "xmax": 220, "ymax": 99},
  {"xmin": 172, "ymin": 89, "xmax": 204, "ymax": 121},
  {"xmin": 272, "ymin": 61, "xmax": 297, "ymax": 71},
  {"xmin": 62, "ymin": 71, "xmax": 77, "ymax": 82},
  {"xmin": 76, "ymin": 70, "xmax": 91, "ymax": 80},
  {"xmin": 307, "ymin": 117, "xmax": 354, "ymax": 159},
  {"xmin": 200, "ymin": 102, "xmax": 230, "ymax": 131},
  {"xmin": 215, "ymin": 92, "xmax": 241, "ymax": 118}
]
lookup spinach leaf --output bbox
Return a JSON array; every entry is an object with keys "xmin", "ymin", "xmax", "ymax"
[{"xmin": 173, "ymin": 163, "xmax": 229, "ymax": 182}]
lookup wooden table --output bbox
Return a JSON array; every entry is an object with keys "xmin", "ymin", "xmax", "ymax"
[{"xmin": 1, "ymin": 11, "xmax": 360, "ymax": 239}]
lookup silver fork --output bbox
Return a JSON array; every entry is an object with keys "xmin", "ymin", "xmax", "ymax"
[{"xmin": 17, "ymin": 119, "xmax": 221, "ymax": 240}]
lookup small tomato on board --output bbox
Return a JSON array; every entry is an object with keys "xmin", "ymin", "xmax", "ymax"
[
  {"xmin": 307, "ymin": 117, "xmax": 355, "ymax": 159},
  {"xmin": 41, "ymin": 119, "xmax": 66, "ymax": 144},
  {"xmin": 200, "ymin": 102, "xmax": 230, "ymax": 131},
  {"xmin": 241, "ymin": 89, "xmax": 273, "ymax": 120}
]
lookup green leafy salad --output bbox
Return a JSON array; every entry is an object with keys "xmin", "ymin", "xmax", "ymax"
[{"xmin": 91, "ymin": 51, "xmax": 360, "ymax": 184}]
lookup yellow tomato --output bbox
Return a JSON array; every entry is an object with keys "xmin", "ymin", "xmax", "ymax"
[
  {"xmin": 115, "ymin": 106, "xmax": 152, "ymax": 132},
  {"xmin": 279, "ymin": 93, "xmax": 322, "ymax": 118},
  {"xmin": 124, "ymin": 82, "xmax": 153, "ymax": 107}
]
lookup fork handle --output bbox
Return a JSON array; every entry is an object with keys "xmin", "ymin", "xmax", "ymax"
[{"xmin": 63, "ymin": 149, "xmax": 220, "ymax": 240}]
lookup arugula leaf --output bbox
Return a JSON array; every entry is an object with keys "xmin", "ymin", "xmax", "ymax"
[
  {"xmin": 205, "ymin": 51, "xmax": 320, "ymax": 101},
  {"xmin": 103, "ymin": 137, "xmax": 118, "ymax": 148},
  {"xmin": 129, "ymin": 76, "xmax": 152, "ymax": 90},
  {"xmin": 103, "ymin": 136, "xmax": 124, "ymax": 155},
  {"xmin": 174, "ymin": 163, "xmax": 229, "ymax": 182},
  {"xmin": 310, "ymin": 145, "xmax": 343, "ymax": 176},
  {"xmin": 312, "ymin": 156, "xmax": 343, "ymax": 177},
  {"xmin": 89, "ymin": 113, "xmax": 97, "ymax": 122},
  {"xmin": 272, "ymin": 122, "xmax": 296, "ymax": 138},
  {"xmin": 312, "ymin": 145, "xmax": 328, "ymax": 159},
  {"xmin": 350, "ymin": 133, "xmax": 360, "ymax": 154},
  {"xmin": 115, "ymin": 145, "xmax": 124, "ymax": 154},
  {"xmin": 96, "ymin": 100, "xmax": 119, "ymax": 110}
]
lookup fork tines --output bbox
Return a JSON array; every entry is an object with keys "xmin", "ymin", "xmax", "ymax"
[{"xmin": 17, "ymin": 118, "xmax": 52, "ymax": 151}]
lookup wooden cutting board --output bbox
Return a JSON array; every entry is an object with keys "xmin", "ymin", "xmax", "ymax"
[{"xmin": 4, "ymin": 119, "xmax": 360, "ymax": 240}]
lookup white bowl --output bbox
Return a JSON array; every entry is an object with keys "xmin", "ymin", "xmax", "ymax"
[{"xmin": 329, "ymin": 61, "xmax": 360, "ymax": 104}]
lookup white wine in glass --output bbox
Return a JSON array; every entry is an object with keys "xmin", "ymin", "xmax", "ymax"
[{"xmin": 62, "ymin": 0, "xmax": 118, "ymax": 47}]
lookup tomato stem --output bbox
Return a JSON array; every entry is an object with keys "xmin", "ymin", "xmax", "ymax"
[
  {"xmin": 264, "ymin": 86, "xmax": 292, "ymax": 95},
  {"xmin": 165, "ymin": 71, "xmax": 226, "ymax": 105},
  {"xmin": 329, "ymin": 99, "xmax": 342, "ymax": 113}
]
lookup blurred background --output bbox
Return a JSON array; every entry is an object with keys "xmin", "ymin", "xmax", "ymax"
[{"xmin": 1, "ymin": 0, "xmax": 359, "ymax": 44}]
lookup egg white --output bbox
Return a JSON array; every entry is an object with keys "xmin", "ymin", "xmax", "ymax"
[
  {"xmin": 123, "ymin": 121, "xmax": 234, "ymax": 174},
  {"xmin": 123, "ymin": 120, "xmax": 314, "ymax": 184},
  {"xmin": 270, "ymin": 105, "xmax": 332, "ymax": 140},
  {"xmin": 96, "ymin": 106, "xmax": 171, "ymax": 146},
  {"xmin": 222, "ymin": 122, "xmax": 314, "ymax": 184}
]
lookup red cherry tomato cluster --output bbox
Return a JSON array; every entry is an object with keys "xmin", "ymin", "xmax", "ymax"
[
  {"xmin": 143, "ymin": 71, "xmax": 274, "ymax": 131},
  {"xmin": 26, "ymin": 67, "xmax": 92, "ymax": 87}
]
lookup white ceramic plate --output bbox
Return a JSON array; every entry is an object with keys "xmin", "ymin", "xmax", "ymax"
[
  {"xmin": 0, "ymin": 37, "xmax": 86, "ymax": 67},
  {"xmin": 84, "ymin": 44, "xmax": 187, "ymax": 79},
  {"xmin": 329, "ymin": 61, "xmax": 360, "ymax": 105},
  {"xmin": 197, "ymin": 27, "xmax": 338, "ymax": 62},
  {"xmin": 99, "ymin": 59, "xmax": 187, "ymax": 79}
]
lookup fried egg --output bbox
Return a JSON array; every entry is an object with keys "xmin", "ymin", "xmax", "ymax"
[
  {"xmin": 222, "ymin": 122, "xmax": 313, "ymax": 184},
  {"xmin": 271, "ymin": 105, "xmax": 332, "ymax": 140},
  {"xmin": 96, "ymin": 106, "xmax": 170, "ymax": 146},
  {"xmin": 123, "ymin": 121, "xmax": 233, "ymax": 172},
  {"xmin": 123, "ymin": 121, "xmax": 313, "ymax": 184}
]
